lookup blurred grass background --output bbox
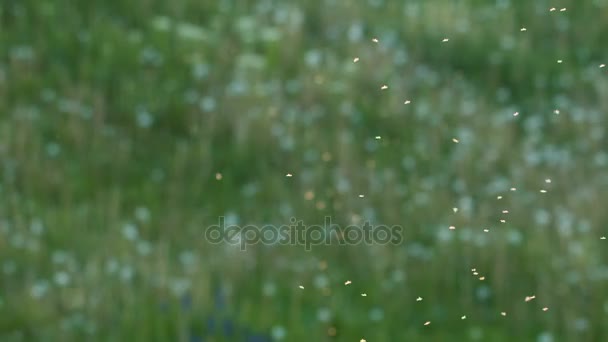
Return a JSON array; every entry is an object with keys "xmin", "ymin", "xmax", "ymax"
[{"xmin": 1, "ymin": 0, "xmax": 608, "ymax": 341}]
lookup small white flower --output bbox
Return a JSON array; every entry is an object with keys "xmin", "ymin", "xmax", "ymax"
[
  {"xmin": 271, "ymin": 325, "xmax": 287, "ymax": 340},
  {"xmin": 122, "ymin": 223, "xmax": 138, "ymax": 241},
  {"xmin": 54, "ymin": 271, "xmax": 70, "ymax": 286}
]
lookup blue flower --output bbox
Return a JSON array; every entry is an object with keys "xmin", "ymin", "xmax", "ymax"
[
  {"xmin": 245, "ymin": 334, "xmax": 271, "ymax": 342},
  {"xmin": 206, "ymin": 316, "xmax": 215, "ymax": 334},
  {"xmin": 223, "ymin": 318, "xmax": 235, "ymax": 337},
  {"xmin": 181, "ymin": 292, "xmax": 193, "ymax": 312},
  {"xmin": 214, "ymin": 286, "xmax": 226, "ymax": 311},
  {"xmin": 188, "ymin": 335, "xmax": 203, "ymax": 342}
]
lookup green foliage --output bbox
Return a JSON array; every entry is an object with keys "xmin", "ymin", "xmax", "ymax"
[{"xmin": 1, "ymin": 0, "xmax": 608, "ymax": 341}]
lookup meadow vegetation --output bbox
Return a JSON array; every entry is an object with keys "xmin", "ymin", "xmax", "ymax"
[{"xmin": 1, "ymin": 0, "xmax": 608, "ymax": 341}]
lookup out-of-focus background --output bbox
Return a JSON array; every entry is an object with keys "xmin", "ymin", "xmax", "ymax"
[{"xmin": 1, "ymin": 0, "xmax": 608, "ymax": 341}]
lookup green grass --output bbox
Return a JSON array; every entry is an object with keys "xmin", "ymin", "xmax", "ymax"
[{"xmin": 1, "ymin": 0, "xmax": 608, "ymax": 341}]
